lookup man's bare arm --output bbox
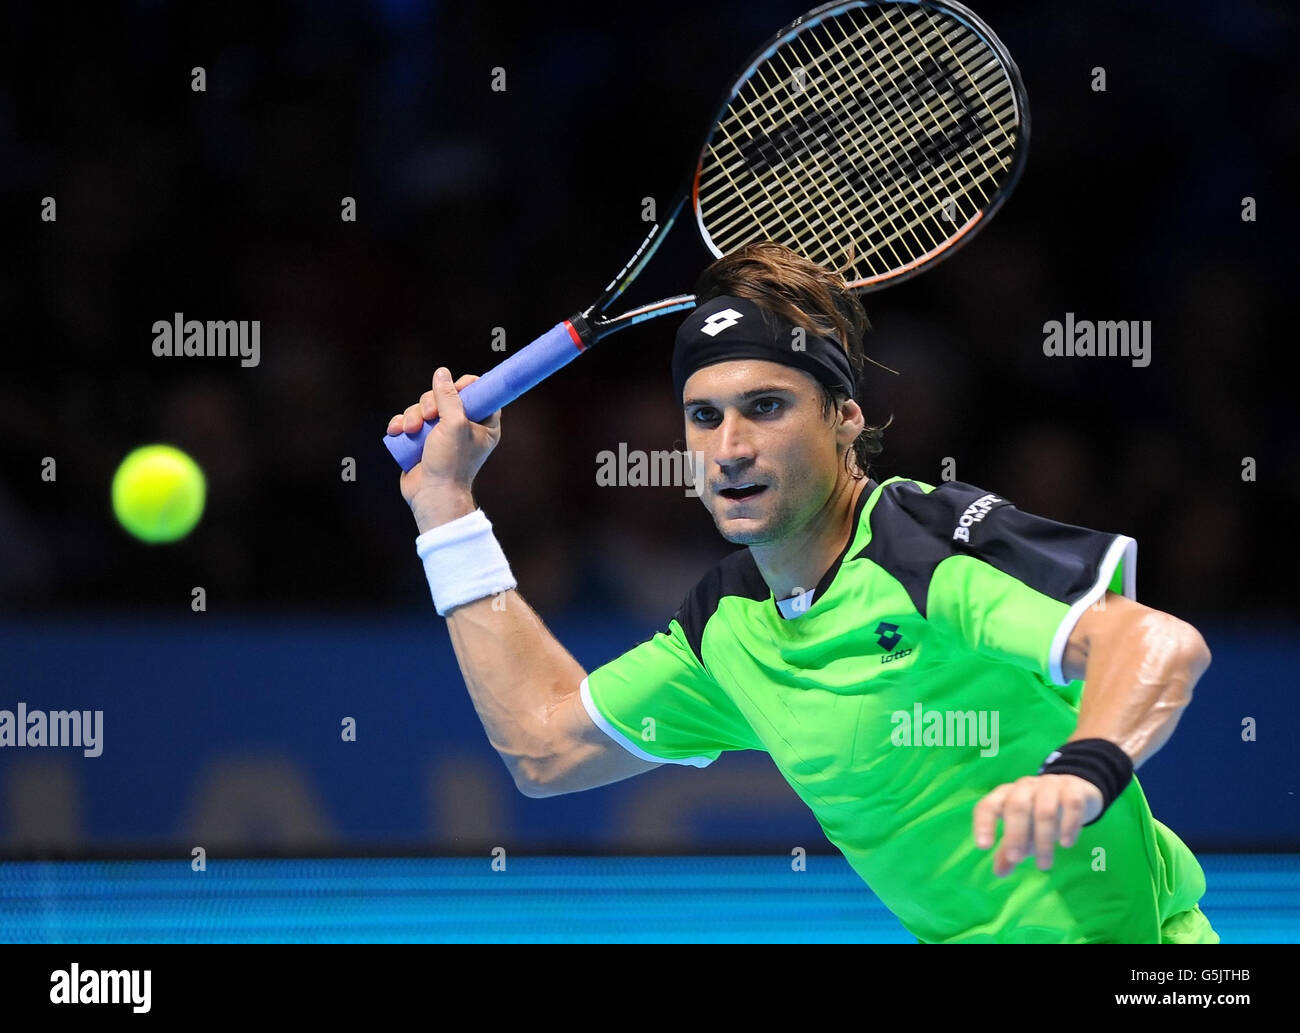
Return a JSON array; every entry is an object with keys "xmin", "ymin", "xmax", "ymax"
[
  {"xmin": 388, "ymin": 368, "xmax": 661, "ymax": 797},
  {"xmin": 975, "ymin": 590, "xmax": 1211, "ymax": 875},
  {"xmin": 443, "ymin": 587, "xmax": 661, "ymax": 796},
  {"xmin": 1061, "ymin": 590, "xmax": 1212, "ymax": 769}
]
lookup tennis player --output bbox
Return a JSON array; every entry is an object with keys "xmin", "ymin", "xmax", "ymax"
[{"xmin": 387, "ymin": 241, "xmax": 1217, "ymax": 944}]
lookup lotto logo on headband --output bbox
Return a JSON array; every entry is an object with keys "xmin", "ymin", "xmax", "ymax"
[
  {"xmin": 700, "ymin": 309, "xmax": 744, "ymax": 337},
  {"xmin": 672, "ymin": 294, "xmax": 857, "ymax": 402}
]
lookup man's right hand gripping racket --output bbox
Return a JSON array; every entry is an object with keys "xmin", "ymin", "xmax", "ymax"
[{"xmin": 384, "ymin": 0, "xmax": 1029, "ymax": 470}]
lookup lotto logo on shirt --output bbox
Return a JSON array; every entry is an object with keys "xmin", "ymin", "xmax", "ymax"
[
  {"xmin": 951, "ymin": 493, "xmax": 1002, "ymax": 542},
  {"xmin": 874, "ymin": 622, "xmax": 914, "ymax": 664}
]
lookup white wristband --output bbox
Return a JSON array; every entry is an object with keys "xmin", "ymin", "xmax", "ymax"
[{"xmin": 415, "ymin": 509, "xmax": 517, "ymax": 616}]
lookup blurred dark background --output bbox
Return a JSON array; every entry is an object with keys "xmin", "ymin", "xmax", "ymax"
[
  {"xmin": 0, "ymin": 0, "xmax": 1296, "ymax": 622},
  {"xmin": 0, "ymin": 1, "xmax": 1295, "ymax": 854}
]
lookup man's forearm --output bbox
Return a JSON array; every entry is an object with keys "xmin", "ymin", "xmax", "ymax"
[
  {"xmin": 443, "ymin": 589, "xmax": 588, "ymax": 789},
  {"xmin": 1070, "ymin": 613, "xmax": 1212, "ymax": 770},
  {"xmin": 411, "ymin": 485, "xmax": 587, "ymax": 788}
]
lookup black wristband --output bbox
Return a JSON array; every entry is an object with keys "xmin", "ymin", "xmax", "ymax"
[{"xmin": 1037, "ymin": 738, "xmax": 1134, "ymax": 826}]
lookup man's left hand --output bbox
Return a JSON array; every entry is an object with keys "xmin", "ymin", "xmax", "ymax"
[{"xmin": 973, "ymin": 774, "xmax": 1104, "ymax": 877}]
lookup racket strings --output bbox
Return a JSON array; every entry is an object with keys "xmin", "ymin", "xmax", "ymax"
[
  {"xmin": 717, "ymin": 4, "xmax": 1014, "ymax": 242},
  {"xmin": 697, "ymin": 1, "xmax": 1021, "ymax": 285},
  {"xmin": 821, "ymin": 6, "xmax": 1007, "ymax": 266},
  {"xmin": 772, "ymin": 40, "xmax": 913, "ymax": 276},
  {"xmin": 801, "ymin": 13, "xmax": 956, "ymax": 270},
  {"xmin": 738, "ymin": 22, "xmax": 890, "ymax": 265},
  {"xmin": 713, "ymin": 5, "xmax": 1010, "ymax": 271},
  {"xmin": 700, "ymin": 11, "xmax": 915, "ymax": 258},
  {"xmin": 900, "ymin": 8, "xmax": 1018, "ymax": 203},
  {"xmin": 851, "ymin": 10, "xmax": 1000, "ymax": 211},
  {"xmin": 719, "ymin": 63, "xmax": 864, "ymax": 273},
  {"xmin": 706, "ymin": 22, "xmax": 934, "ymax": 280}
]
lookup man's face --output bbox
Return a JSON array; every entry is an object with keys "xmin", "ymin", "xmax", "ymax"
[{"xmin": 682, "ymin": 359, "xmax": 845, "ymax": 546}]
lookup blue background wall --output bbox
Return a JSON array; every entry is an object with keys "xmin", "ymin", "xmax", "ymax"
[{"xmin": 2, "ymin": 615, "xmax": 1293, "ymax": 855}]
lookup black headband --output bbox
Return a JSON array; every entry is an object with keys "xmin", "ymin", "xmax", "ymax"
[{"xmin": 672, "ymin": 295, "xmax": 856, "ymax": 402}]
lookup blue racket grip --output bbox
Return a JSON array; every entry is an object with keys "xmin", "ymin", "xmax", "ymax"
[{"xmin": 384, "ymin": 319, "xmax": 586, "ymax": 472}]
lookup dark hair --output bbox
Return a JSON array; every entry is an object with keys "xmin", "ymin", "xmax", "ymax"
[{"xmin": 692, "ymin": 240, "xmax": 891, "ymax": 479}]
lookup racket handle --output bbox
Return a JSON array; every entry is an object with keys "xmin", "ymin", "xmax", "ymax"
[{"xmin": 383, "ymin": 319, "xmax": 587, "ymax": 472}]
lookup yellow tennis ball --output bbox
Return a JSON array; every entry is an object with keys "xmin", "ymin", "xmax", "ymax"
[{"xmin": 111, "ymin": 445, "xmax": 207, "ymax": 544}]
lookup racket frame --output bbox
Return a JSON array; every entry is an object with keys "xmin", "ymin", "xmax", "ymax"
[
  {"xmin": 385, "ymin": 0, "xmax": 1029, "ymax": 470},
  {"xmin": 580, "ymin": 0, "xmax": 1031, "ymax": 350}
]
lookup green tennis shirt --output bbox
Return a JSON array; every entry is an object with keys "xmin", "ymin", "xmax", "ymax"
[{"xmin": 580, "ymin": 476, "xmax": 1211, "ymax": 943}]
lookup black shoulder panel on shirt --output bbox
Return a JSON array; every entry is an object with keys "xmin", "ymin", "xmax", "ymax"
[
  {"xmin": 852, "ymin": 479, "xmax": 1115, "ymax": 617},
  {"xmin": 673, "ymin": 548, "xmax": 768, "ymax": 664}
]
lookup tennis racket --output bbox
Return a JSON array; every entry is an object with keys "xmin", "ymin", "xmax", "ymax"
[{"xmin": 385, "ymin": 0, "xmax": 1029, "ymax": 470}]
